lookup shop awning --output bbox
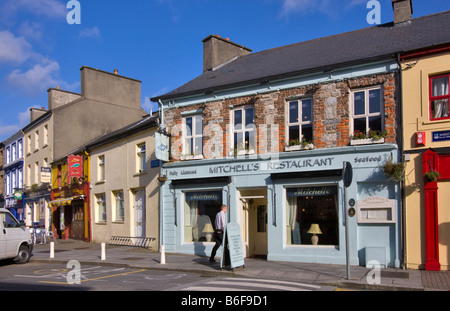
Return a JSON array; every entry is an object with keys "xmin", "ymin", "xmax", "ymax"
[{"xmin": 49, "ymin": 196, "xmax": 84, "ymax": 208}]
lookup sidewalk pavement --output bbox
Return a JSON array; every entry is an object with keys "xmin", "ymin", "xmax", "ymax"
[{"xmin": 30, "ymin": 239, "xmax": 449, "ymax": 291}]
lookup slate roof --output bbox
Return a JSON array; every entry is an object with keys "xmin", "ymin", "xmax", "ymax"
[{"xmin": 152, "ymin": 10, "xmax": 450, "ymax": 102}]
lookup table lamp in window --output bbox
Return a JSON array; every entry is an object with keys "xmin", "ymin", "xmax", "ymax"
[
  {"xmin": 203, "ymin": 223, "xmax": 215, "ymax": 242},
  {"xmin": 307, "ymin": 224, "xmax": 322, "ymax": 245}
]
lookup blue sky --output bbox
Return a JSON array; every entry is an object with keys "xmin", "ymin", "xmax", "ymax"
[{"xmin": 0, "ymin": 0, "xmax": 449, "ymax": 142}]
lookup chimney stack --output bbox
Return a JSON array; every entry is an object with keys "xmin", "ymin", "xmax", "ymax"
[
  {"xmin": 392, "ymin": 0, "xmax": 413, "ymax": 24},
  {"xmin": 202, "ymin": 35, "xmax": 252, "ymax": 73}
]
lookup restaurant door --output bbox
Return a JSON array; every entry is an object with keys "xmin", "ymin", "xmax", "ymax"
[
  {"xmin": 70, "ymin": 200, "xmax": 85, "ymax": 240},
  {"xmin": 239, "ymin": 188, "xmax": 267, "ymax": 258}
]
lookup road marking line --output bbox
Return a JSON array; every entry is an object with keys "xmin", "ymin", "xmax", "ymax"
[
  {"xmin": 206, "ymin": 280, "xmax": 311, "ymax": 291},
  {"xmin": 38, "ymin": 269, "xmax": 147, "ymax": 285},
  {"xmin": 224, "ymin": 277, "xmax": 321, "ymax": 289}
]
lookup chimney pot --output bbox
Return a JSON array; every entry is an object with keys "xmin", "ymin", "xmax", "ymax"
[
  {"xmin": 56, "ymin": 86, "xmax": 60, "ymax": 89},
  {"xmin": 114, "ymin": 69, "xmax": 118, "ymax": 75}
]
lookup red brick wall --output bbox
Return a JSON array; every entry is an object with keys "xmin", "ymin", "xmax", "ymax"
[{"xmin": 164, "ymin": 72, "xmax": 397, "ymax": 162}]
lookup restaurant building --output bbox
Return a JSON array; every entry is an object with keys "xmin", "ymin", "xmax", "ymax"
[{"xmin": 152, "ymin": 3, "xmax": 450, "ymax": 267}]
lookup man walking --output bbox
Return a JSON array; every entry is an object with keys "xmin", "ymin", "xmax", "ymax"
[{"xmin": 209, "ymin": 204, "xmax": 227, "ymax": 262}]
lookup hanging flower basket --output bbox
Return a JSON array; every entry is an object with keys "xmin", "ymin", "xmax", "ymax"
[
  {"xmin": 381, "ymin": 158, "xmax": 405, "ymax": 182},
  {"xmin": 424, "ymin": 170, "xmax": 440, "ymax": 183}
]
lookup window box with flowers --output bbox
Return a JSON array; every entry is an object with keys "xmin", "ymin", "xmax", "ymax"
[
  {"xmin": 350, "ymin": 129, "xmax": 387, "ymax": 146},
  {"xmin": 285, "ymin": 138, "xmax": 314, "ymax": 152}
]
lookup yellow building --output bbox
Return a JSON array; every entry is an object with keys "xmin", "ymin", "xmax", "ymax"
[
  {"xmin": 401, "ymin": 45, "xmax": 450, "ymax": 271},
  {"xmin": 49, "ymin": 152, "xmax": 91, "ymax": 241}
]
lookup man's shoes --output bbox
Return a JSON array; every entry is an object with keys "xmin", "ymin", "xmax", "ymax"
[{"xmin": 209, "ymin": 258, "xmax": 216, "ymax": 263}]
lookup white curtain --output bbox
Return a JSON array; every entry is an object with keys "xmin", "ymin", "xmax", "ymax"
[
  {"xmin": 286, "ymin": 196, "xmax": 301, "ymax": 244},
  {"xmin": 184, "ymin": 200, "xmax": 198, "ymax": 242},
  {"xmin": 432, "ymin": 77, "xmax": 449, "ymax": 118}
]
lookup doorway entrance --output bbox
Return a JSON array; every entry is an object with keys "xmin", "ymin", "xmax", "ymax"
[
  {"xmin": 133, "ymin": 189, "xmax": 146, "ymax": 238},
  {"xmin": 239, "ymin": 188, "xmax": 267, "ymax": 258}
]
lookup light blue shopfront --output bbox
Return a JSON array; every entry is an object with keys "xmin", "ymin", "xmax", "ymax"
[{"xmin": 160, "ymin": 144, "xmax": 402, "ymax": 268}]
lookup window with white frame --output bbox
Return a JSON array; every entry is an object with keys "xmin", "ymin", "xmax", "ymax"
[
  {"xmin": 113, "ymin": 190, "xmax": 124, "ymax": 221},
  {"xmin": 43, "ymin": 124, "xmax": 48, "ymax": 146},
  {"xmin": 5, "ymin": 147, "xmax": 10, "ymax": 165},
  {"xmin": 26, "ymin": 164, "xmax": 31, "ymax": 187},
  {"xmin": 98, "ymin": 155, "xmax": 105, "ymax": 181},
  {"xmin": 287, "ymin": 98, "xmax": 313, "ymax": 145},
  {"xmin": 11, "ymin": 170, "xmax": 16, "ymax": 194},
  {"xmin": 351, "ymin": 87, "xmax": 384, "ymax": 137},
  {"xmin": 18, "ymin": 139, "xmax": 23, "ymax": 158},
  {"xmin": 6, "ymin": 172, "xmax": 11, "ymax": 195},
  {"xmin": 137, "ymin": 143, "xmax": 146, "ymax": 172},
  {"xmin": 27, "ymin": 135, "xmax": 31, "ymax": 154},
  {"xmin": 183, "ymin": 114, "xmax": 203, "ymax": 158},
  {"xmin": 18, "ymin": 168, "xmax": 23, "ymax": 190},
  {"xmin": 34, "ymin": 161, "xmax": 39, "ymax": 184},
  {"xmin": 232, "ymin": 106, "xmax": 255, "ymax": 154},
  {"xmin": 96, "ymin": 193, "xmax": 106, "ymax": 223},
  {"xmin": 35, "ymin": 130, "xmax": 39, "ymax": 150},
  {"xmin": 11, "ymin": 143, "xmax": 16, "ymax": 162}
]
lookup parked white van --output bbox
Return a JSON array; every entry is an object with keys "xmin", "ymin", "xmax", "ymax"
[{"xmin": 0, "ymin": 208, "xmax": 33, "ymax": 264}]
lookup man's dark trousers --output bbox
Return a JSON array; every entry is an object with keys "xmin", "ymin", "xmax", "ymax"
[{"xmin": 210, "ymin": 231, "xmax": 223, "ymax": 261}]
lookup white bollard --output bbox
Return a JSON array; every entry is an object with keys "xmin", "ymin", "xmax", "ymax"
[
  {"xmin": 160, "ymin": 245, "xmax": 166, "ymax": 265},
  {"xmin": 101, "ymin": 243, "xmax": 106, "ymax": 260},
  {"xmin": 50, "ymin": 242, "xmax": 55, "ymax": 259}
]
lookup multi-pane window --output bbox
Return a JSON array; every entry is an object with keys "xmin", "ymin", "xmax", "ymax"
[
  {"xmin": 183, "ymin": 115, "xmax": 203, "ymax": 157},
  {"xmin": 5, "ymin": 147, "xmax": 10, "ymax": 165},
  {"xmin": 233, "ymin": 106, "xmax": 255, "ymax": 154},
  {"xmin": 113, "ymin": 190, "xmax": 124, "ymax": 221},
  {"xmin": 430, "ymin": 74, "xmax": 449, "ymax": 120},
  {"xmin": 351, "ymin": 87, "xmax": 383, "ymax": 135},
  {"xmin": 35, "ymin": 130, "xmax": 39, "ymax": 150},
  {"xmin": 18, "ymin": 139, "xmax": 23, "ymax": 158},
  {"xmin": 137, "ymin": 143, "xmax": 146, "ymax": 172},
  {"xmin": 287, "ymin": 99, "xmax": 313, "ymax": 144},
  {"xmin": 96, "ymin": 193, "xmax": 106, "ymax": 223},
  {"xmin": 44, "ymin": 125, "xmax": 48, "ymax": 146},
  {"xmin": 98, "ymin": 155, "xmax": 105, "ymax": 181}
]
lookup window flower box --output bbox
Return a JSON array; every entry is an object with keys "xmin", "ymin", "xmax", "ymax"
[
  {"xmin": 350, "ymin": 138, "xmax": 385, "ymax": 146},
  {"xmin": 285, "ymin": 139, "xmax": 314, "ymax": 151},
  {"xmin": 350, "ymin": 129, "xmax": 387, "ymax": 146}
]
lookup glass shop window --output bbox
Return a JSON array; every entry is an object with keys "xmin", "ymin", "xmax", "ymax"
[
  {"xmin": 286, "ymin": 186, "xmax": 339, "ymax": 246},
  {"xmin": 184, "ymin": 191, "xmax": 222, "ymax": 243}
]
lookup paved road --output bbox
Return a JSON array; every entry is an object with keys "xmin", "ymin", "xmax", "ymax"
[{"xmin": 0, "ymin": 261, "xmax": 331, "ymax": 291}]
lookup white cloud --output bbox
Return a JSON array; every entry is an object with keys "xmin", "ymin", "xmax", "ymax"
[
  {"xmin": 6, "ymin": 59, "xmax": 60, "ymax": 95},
  {"xmin": 0, "ymin": 30, "xmax": 33, "ymax": 64},
  {"xmin": 279, "ymin": 0, "xmax": 363, "ymax": 17},
  {"xmin": 18, "ymin": 21, "xmax": 43, "ymax": 41},
  {"xmin": 1, "ymin": 0, "xmax": 66, "ymax": 19},
  {"xmin": 0, "ymin": 123, "xmax": 20, "ymax": 138},
  {"xmin": 0, "ymin": 105, "xmax": 41, "ymax": 140},
  {"xmin": 79, "ymin": 27, "xmax": 101, "ymax": 39}
]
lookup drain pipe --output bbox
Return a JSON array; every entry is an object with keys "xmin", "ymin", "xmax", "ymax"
[
  {"xmin": 158, "ymin": 99, "xmax": 166, "ymax": 264},
  {"xmin": 397, "ymin": 52, "xmax": 406, "ymax": 270}
]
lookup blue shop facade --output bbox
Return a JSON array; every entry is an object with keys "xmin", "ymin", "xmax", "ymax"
[{"xmin": 160, "ymin": 144, "xmax": 402, "ymax": 268}]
